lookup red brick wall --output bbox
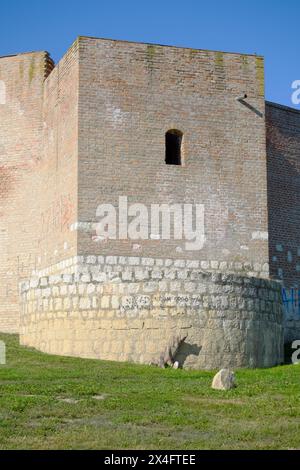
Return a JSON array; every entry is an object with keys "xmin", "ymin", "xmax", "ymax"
[
  {"xmin": 0, "ymin": 52, "xmax": 45, "ymax": 332},
  {"xmin": 77, "ymin": 37, "xmax": 269, "ymax": 266},
  {"xmin": 266, "ymin": 102, "xmax": 300, "ymax": 288},
  {"xmin": 0, "ymin": 41, "xmax": 79, "ymax": 332},
  {"xmin": 2, "ymin": 37, "xmax": 285, "ymax": 334},
  {"xmin": 37, "ymin": 39, "xmax": 79, "ymax": 270}
]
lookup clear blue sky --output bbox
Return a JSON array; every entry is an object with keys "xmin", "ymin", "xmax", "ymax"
[{"xmin": 0, "ymin": 0, "xmax": 299, "ymax": 107}]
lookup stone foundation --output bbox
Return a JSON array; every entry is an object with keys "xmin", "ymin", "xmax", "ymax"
[{"xmin": 19, "ymin": 256, "xmax": 284, "ymax": 369}]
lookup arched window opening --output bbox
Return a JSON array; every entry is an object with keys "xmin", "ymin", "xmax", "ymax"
[{"xmin": 165, "ymin": 129, "xmax": 182, "ymax": 165}]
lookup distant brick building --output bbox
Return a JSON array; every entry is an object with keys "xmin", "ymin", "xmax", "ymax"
[{"xmin": 0, "ymin": 37, "xmax": 299, "ymax": 368}]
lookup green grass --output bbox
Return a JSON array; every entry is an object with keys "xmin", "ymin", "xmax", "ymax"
[{"xmin": 0, "ymin": 333, "xmax": 300, "ymax": 450}]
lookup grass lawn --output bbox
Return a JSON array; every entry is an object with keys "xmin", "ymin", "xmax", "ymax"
[{"xmin": 0, "ymin": 333, "xmax": 299, "ymax": 450}]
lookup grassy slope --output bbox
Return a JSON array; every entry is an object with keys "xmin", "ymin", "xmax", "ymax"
[{"xmin": 0, "ymin": 333, "xmax": 299, "ymax": 450}]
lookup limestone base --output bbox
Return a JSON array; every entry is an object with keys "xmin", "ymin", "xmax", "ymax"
[{"xmin": 19, "ymin": 257, "xmax": 284, "ymax": 369}]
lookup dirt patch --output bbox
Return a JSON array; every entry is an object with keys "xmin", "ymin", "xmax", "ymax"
[{"xmin": 184, "ymin": 396, "xmax": 245, "ymax": 405}]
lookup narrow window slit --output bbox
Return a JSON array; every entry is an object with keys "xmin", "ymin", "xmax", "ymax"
[{"xmin": 165, "ymin": 129, "xmax": 182, "ymax": 165}]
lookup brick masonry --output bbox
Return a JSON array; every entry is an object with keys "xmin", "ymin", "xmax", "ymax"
[
  {"xmin": 266, "ymin": 102, "xmax": 300, "ymax": 342},
  {"xmin": 0, "ymin": 51, "xmax": 47, "ymax": 332},
  {"xmin": 0, "ymin": 36, "xmax": 299, "ymax": 367},
  {"xmin": 0, "ymin": 42, "xmax": 78, "ymax": 332},
  {"xmin": 266, "ymin": 102, "xmax": 300, "ymax": 287},
  {"xmin": 78, "ymin": 38, "xmax": 269, "ymax": 264}
]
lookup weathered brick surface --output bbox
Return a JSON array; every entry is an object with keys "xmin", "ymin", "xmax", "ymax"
[
  {"xmin": 0, "ymin": 37, "xmax": 297, "ymax": 366},
  {"xmin": 266, "ymin": 102, "xmax": 300, "ymax": 342},
  {"xmin": 0, "ymin": 52, "xmax": 46, "ymax": 332},
  {"xmin": 78, "ymin": 38, "xmax": 269, "ymax": 264},
  {"xmin": 266, "ymin": 102, "xmax": 300, "ymax": 287},
  {"xmin": 0, "ymin": 42, "xmax": 79, "ymax": 332},
  {"xmin": 37, "ymin": 40, "xmax": 78, "ymax": 271}
]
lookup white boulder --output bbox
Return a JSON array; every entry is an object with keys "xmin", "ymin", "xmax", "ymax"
[{"xmin": 211, "ymin": 369, "xmax": 236, "ymax": 390}]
